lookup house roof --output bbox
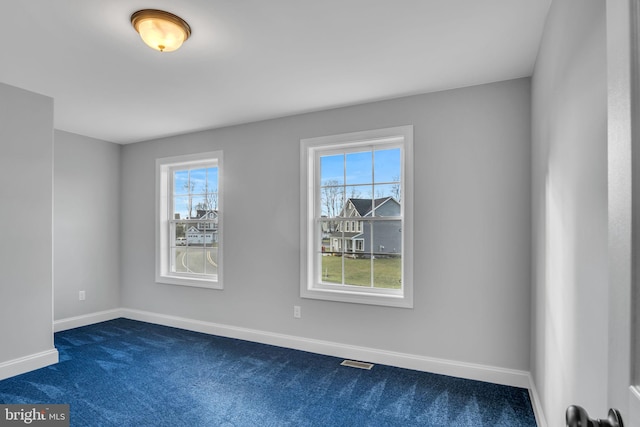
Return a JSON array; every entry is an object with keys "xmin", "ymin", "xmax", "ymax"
[
  {"xmin": 192, "ymin": 210, "xmax": 218, "ymax": 220},
  {"xmin": 347, "ymin": 197, "xmax": 398, "ymax": 217}
]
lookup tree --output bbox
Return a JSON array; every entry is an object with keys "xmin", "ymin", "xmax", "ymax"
[
  {"xmin": 347, "ymin": 187, "xmax": 361, "ymax": 199},
  {"xmin": 391, "ymin": 175, "xmax": 401, "ymax": 202},
  {"xmin": 321, "ymin": 180, "xmax": 343, "ymax": 218},
  {"xmin": 183, "ymin": 180, "xmax": 195, "ymax": 219},
  {"xmin": 321, "ymin": 180, "xmax": 344, "ymax": 234},
  {"xmin": 186, "ymin": 181, "xmax": 218, "ymax": 218},
  {"xmin": 207, "ymin": 190, "xmax": 218, "ymax": 210}
]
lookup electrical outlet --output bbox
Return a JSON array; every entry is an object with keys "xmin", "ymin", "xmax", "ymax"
[
  {"xmin": 293, "ymin": 305, "xmax": 301, "ymax": 319},
  {"xmin": 79, "ymin": 290, "xmax": 86, "ymax": 301}
]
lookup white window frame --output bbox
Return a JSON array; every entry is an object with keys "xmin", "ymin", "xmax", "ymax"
[
  {"xmin": 300, "ymin": 125, "xmax": 414, "ymax": 308},
  {"xmin": 156, "ymin": 151, "xmax": 223, "ymax": 289}
]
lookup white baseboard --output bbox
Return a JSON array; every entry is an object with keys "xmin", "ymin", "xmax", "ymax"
[
  {"xmin": 120, "ymin": 308, "xmax": 532, "ymax": 389},
  {"xmin": 629, "ymin": 386, "xmax": 640, "ymax": 426},
  {"xmin": 54, "ymin": 308, "xmax": 123, "ymax": 332},
  {"xmin": 54, "ymin": 307, "xmax": 544, "ymax": 420},
  {"xmin": 0, "ymin": 348, "xmax": 59, "ymax": 381},
  {"xmin": 528, "ymin": 374, "xmax": 548, "ymax": 427}
]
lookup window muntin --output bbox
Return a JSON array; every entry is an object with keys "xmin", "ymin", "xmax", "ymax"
[
  {"xmin": 301, "ymin": 126, "xmax": 413, "ymax": 307},
  {"xmin": 318, "ymin": 146, "xmax": 402, "ymax": 290},
  {"xmin": 169, "ymin": 165, "xmax": 219, "ymax": 278},
  {"xmin": 157, "ymin": 152, "xmax": 223, "ymax": 289}
]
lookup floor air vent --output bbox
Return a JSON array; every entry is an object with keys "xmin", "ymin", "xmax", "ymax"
[{"xmin": 340, "ymin": 360, "xmax": 374, "ymax": 370}]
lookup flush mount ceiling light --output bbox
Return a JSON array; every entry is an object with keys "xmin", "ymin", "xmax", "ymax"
[{"xmin": 131, "ymin": 9, "xmax": 191, "ymax": 52}]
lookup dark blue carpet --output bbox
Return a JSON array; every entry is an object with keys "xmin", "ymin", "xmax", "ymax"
[{"xmin": 0, "ymin": 319, "xmax": 537, "ymax": 426}]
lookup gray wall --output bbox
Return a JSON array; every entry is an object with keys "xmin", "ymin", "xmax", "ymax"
[
  {"xmin": 121, "ymin": 78, "xmax": 532, "ymax": 371},
  {"xmin": 0, "ymin": 83, "xmax": 55, "ymax": 363},
  {"xmin": 531, "ymin": 0, "xmax": 608, "ymax": 424},
  {"xmin": 53, "ymin": 131, "xmax": 121, "ymax": 320}
]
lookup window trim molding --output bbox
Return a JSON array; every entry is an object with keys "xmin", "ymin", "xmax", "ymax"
[
  {"xmin": 156, "ymin": 151, "xmax": 223, "ymax": 289},
  {"xmin": 300, "ymin": 125, "xmax": 414, "ymax": 308}
]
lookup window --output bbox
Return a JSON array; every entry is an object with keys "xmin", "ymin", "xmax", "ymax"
[
  {"xmin": 301, "ymin": 126, "xmax": 413, "ymax": 307},
  {"xmin": 156, "ymin": 151, "xmax": 223, "ymax": 289}
]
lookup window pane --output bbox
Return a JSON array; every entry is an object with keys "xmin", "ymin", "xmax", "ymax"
[
  {"xmin": 320, "ymin": 184, "xmax": 344, "ymax": 218},
  {"xmin": 203, "ymin": 221, "xmax": 217, "ymax": 248},
  {"xmin": 192, "ymin": 195, "xmax": 211, "ymax": 216},
  {"xmin": 205, "ymin": 246, "xmax": 218, "ymax": 275},
  {"xmin": 172, "ymin": 222, "xmax": 188, "ymax": 246},
  {"xmin": 206, "ymin": 167, "xmax": 218, "ymax": 188},
  {"xmin": 319, "ymin": 220, "xmax": 339, "ymax": 250},
  {"xmin": 344, "ymin": 185, "xmax": 372, "ymax": 206},
  {"xmin": 373, "ymin": 255, "xmax": 402, "ymax": 289},
  {"xmin": 374, "ymin": 148, "xmax": 401, "ymax": 183},
  {"xmin": 370, "ymin": 220, "xmax": 402, "ymax": 254},
  {"xmin": 370, "ymin": 219, "xmax": 402, "ymax": 289},
  {"xmin": 320, "ymin": 154, "xmax": 344, "ymax": 186},
  {"xmin": 204, "ymin": 218, "xmax": 216, "ymax": 228},
  {"xmin": 345, "ymin": 150, "xmax": 372, "ymax": 185},
  {"xmin": 321, "ymin": 253, "xmax": 342, "ymax": 284},
  {"xmin": 173, "ymin": 196, "xmax": 190, "ymax": 220},
  {"xmin": 172, "ymin": 247, "xmax": 187, "ymax": 273},
  {"xmin": 174, "ymin": 170, "xmax": 189, "ymax": 195},
  {"xmin": 319, "ymin": 222, "xmax": 329, "ymax": 252},
  {"xmin": 191, "ymin": 168, "xmax": 207, "ymax": 194},
  {"xmin": 327, "ymin": 220, "xmax": 347, "ymax": 251},
  {"xmin": 344, "ymin": 256, "xmax": 371, "ymax": 287},
  {"xmin": 373, "ymin": 183, "xmax": 402, "ymax": 206},
  {"xmin": 206, "ymin": 167, "xmax": 219, "ymax": 208},
  {"xmin": 209, "ymin": 192, "xmax": 219, "ymax": 212},
  {"xmin": 374, "ymin": 183, "xmax": 400, "ymax": 200},
  {"xmin": 186, "ymin": 225, "xmax": 204, "ymax": 245},
  {"xmin": 372, "ymin": 187, "xmax": 402, "ymax": 216},
  {"xmin": 188, "ymin": 248, "xmax": 202, "ymax": 273}
]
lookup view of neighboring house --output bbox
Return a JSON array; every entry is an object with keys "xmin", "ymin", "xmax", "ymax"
[
  {"xmin": 327, "ymin": 197, "xmax": 401, "ymax": 256},
  {"xmin": 183, "ymin": 209, "xmax": 219, "ymax": 245}
]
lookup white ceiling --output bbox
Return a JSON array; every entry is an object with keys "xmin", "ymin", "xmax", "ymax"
[{"xmin": 0, "ymin": 1, "xmax": 550, "ymax": 144}]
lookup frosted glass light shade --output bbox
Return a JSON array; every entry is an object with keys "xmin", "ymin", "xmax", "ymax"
[{"xmin": 131, "ymin": 10, "xmax": 191, "ymax": 52}]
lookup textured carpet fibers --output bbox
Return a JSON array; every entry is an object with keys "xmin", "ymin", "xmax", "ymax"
[{"xmin": 0, "ymin": 319, "xmax": 537, "ymax": 426}]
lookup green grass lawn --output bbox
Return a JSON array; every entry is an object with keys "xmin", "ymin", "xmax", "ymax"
[{"xmin": 320, "ymin": 255, "xmax": 401, "ymax": 289}]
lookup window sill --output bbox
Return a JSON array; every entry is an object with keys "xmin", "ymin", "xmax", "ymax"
[
  {"xmin": 301, "ymin": 286, "xmax": 412, "ymax": 308},
  {"xmin": 156, "ymin": 274, "xmax": 222, "ymax": 290}
]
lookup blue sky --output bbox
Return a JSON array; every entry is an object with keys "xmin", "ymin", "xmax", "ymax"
[
  {"xmin": 320, "ymin": 148, "xmax": 400, "ymax": 185},
  {"xmin": 174, "ymin": 167, "xmax": 218, "ymax": 195}
]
